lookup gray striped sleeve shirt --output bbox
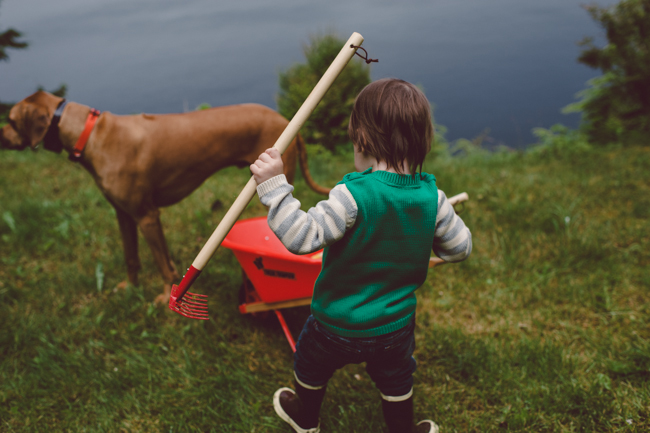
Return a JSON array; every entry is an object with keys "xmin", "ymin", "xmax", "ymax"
[
  {"xmin": 256, "ymin": 174, "xmax": 357, "ymax": 255},
  {"xmin": 433, "ymin": 190, "xmax": 473, "ymax": 262},
  {"xmin": 256, "ymin": 174, "xmax": 472, "ymax": 261}
]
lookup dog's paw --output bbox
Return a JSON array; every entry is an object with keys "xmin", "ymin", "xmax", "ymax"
[
  {"xmin": 113, "ymin": 281, "xmax": 129, "ymax": 292},
  {"xmin": 154, "ymin": 292, "xmax": 170, "ymax": 306}
]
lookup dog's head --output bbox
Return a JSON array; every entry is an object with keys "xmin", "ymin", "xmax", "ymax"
[{"xmin": 0, "ymin": 91, "xmax": 62, "ymax": 151}]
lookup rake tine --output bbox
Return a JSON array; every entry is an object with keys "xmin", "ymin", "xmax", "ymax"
[
  {"xmin": 180, "ymin": 298, "xmax": 208, "ymax": 308},
  {"xmin": 178, "ymin": 297, "xmax": 208, "ymax": 309},
  {"xmin": 184, "ymin": 295, "xmax": 208, "ymax": 302},
  {"xmin": 176, "ymin": 298, "xmax": 208, "ymax": 311},
  {"xmin": 178, "ymin": 311, "xmax": 208, "ymax": 320},
  {"xmin": 181, "ymin": 304, "xmax": 208, "ymax": 312},
  {"xmin": 181, "ymin": 299, "xmax": 208, "ymax": 309},
  {"xmin": 176, "ymin": 309, "xmax": 209, "ymax": 320},
  {"xmin": 172, "ymin": 302, "xmax": 209, "ymax": 319},
  {"xmin": 182, "ymin": 302, "xmax": 208, "ymax": 309},
  {"xmin": 182, "ymin": 315, "xmax": 208, "ymax": 320},
  {"xmin": 184, "ymin": 292, "xmax": 208, "ymax": 302},
  {"xmin": 179, "ymin": 307, "xmax": 209, "ymax": 319}
]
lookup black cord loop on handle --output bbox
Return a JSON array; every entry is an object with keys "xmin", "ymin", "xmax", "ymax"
[{"xmin": 351, "ymin": 45, "xmax": 378, "ymax": 64}]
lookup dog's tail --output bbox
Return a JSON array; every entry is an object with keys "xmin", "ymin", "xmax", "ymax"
[{"xmin": 295, "ymin": 133, "xmax": 331, "ymax": 195}]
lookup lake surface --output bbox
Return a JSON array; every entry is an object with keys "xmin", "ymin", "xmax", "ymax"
[{"xmin": 1, "ymin": 0, "xmax": 614, "ymax": 148}]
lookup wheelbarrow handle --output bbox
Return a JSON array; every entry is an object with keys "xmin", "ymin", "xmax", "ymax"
[
  {"xmin": 448, "ymin": 192, "xmax": 468, "ymax": 206},
  {"xmin": 173, "ymin": 32, "xmax": 367, "ymax": 301}
]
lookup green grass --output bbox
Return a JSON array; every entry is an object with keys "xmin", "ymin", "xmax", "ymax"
[{"xmin": 0, "ymin": 141, "xmax": 648, "ymax": 432}]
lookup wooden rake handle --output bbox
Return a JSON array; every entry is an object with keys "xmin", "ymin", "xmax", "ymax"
[
  {"xmin": 172, "ymin": 33, "xmax": 367, "ymax": 305},
  {"xmin": 193, "ymin": 32, "xmax": 364, "ymax": 271}
]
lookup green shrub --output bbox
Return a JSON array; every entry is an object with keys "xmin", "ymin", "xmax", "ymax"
[
  {"xmin": 277, "ymin": 33, "xmax": 371, "ymax": 153},
  {"xmin": 528, "ymin": 124, "xmax": 592, "ymax": 158}
]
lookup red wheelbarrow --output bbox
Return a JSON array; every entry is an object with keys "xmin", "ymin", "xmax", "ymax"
[
  {"xmin": 222, "ymin": 216, "xmax": 321, "ymax": 352},
  {"xmin": 221, "ymin": 192, "xmax": 468, "ymax": 352}
]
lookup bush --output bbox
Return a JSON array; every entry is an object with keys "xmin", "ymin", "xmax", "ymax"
[
  {"xmin": 528, "ymin": 124, "xmax": 592, "ymax": 158},
  {"xmin": 276, "ymin": 33, "xmax": 371, "ymax": 153},
  {"xmin": 565, "ymin": 0, "xmax": 650, "ymax": 144}
]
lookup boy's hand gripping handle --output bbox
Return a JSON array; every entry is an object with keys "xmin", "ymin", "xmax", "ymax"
[{"xmin": 169, "ymin": 32, "xmax": 367, "ymax": 319}]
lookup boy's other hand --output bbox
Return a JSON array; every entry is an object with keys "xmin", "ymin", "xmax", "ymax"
[{"xmin": 250, "ymin": 147, "xmax": 284, "ymax": 185}]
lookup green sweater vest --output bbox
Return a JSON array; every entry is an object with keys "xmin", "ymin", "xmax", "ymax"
[{"xmin": 311, "ymin": 168, "xmax": 438, "ymax": 337}]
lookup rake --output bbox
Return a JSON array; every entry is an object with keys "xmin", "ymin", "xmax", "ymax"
[{"xmin": 169, "ymin": 32, "xmax": 369, "ymax": 320}]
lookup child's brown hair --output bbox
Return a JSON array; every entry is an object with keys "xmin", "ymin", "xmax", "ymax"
[{"xmin": 348, "ymin": 78, "xmax": 434, "ymax": 175}]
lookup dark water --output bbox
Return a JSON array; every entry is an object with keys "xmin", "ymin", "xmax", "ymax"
[{"xmin": 1, "ymin": 0, "xmax": 613, "ymax": 148}]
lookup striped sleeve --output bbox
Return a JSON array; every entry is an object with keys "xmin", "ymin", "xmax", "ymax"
[
  {"xmin": 433, "ymin": 189, "xmax": 472, "ymax": 262},
  {"xmin": 256, "ymin": 174, "xmax": 358, "ymax": 255}
]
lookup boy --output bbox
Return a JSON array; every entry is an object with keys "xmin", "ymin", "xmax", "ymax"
[{"xmin": 250, "ymin": 78, "xmax": 472, "ymax": 433}]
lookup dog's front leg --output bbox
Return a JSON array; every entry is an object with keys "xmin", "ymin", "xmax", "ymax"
[
  {"xmin": 135, "ymin": 208, "xmax": 180, "ymax": 305},
  {"xmin": 113, "ymin": 204, "xmax": 141, "ymax": 288}
]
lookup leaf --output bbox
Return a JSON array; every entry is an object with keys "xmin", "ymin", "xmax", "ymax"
[
  {"xmin": 55, "ymin": 220, "xmax": 69, "ymax": 239},
  {"xmin": 95, "ymin": 262, "xmax": 104, "ymax": 292},
  {"xmin": 2, "ymin": 211, "xmax": 16, "ymax": 233}
]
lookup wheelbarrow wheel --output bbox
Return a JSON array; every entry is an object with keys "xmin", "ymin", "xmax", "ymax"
[{"xmin": 239, "ymin": 271, "xmax": 270, "ymax": 319}]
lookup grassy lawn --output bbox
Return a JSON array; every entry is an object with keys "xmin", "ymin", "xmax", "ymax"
[{"xmin": 0, "ymin": 142, "xmax": 648, "ymax": 432}]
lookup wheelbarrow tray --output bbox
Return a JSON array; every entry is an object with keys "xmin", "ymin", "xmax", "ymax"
[{"xmin": 221, "ymin": 216, "xmax": 322, "ymax": 308}]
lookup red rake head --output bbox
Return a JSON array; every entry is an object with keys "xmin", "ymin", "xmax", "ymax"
[
  {"xmin": 169, "ymin": 284, "xmax": 209, "ymax": 320},
  {"xmin": 168, "ymin": 266, "xmax": 209, "ymax": 320}
]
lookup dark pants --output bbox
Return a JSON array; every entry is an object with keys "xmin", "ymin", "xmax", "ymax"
[{"xmin": 293, "ymin": 315, "xmax": 417, "ymax": 398}]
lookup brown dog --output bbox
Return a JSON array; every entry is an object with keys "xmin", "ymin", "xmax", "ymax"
[{"xmin": 0, "ymin": 91, "xmax": 329, "ymax": 304}]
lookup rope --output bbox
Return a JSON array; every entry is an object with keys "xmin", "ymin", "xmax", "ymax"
[{"xmin": 351, "ymin": 45, "xmax": 378, "ymax": 64}]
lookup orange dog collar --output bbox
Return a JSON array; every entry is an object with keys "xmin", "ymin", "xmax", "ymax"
[{"xmin": 70, "ymin": 108, "xmax": 100, "ymax": 161}]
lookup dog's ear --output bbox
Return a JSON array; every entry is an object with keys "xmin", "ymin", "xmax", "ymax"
[{"xmin": 23, "ymin": 104, "xmax": 52, "ymax": 149}]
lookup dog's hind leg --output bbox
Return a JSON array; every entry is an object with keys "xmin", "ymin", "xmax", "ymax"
[
  {"xmin": 113, "ymin": 204, "xmax": 141, "ymax": 288},
  {"xmin": 135, "ymin": 207, "xmax": 180, "ymax": 305}
]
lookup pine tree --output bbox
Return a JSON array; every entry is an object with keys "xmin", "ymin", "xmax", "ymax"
[
  {"xmin": 565, "ymin": 0, "xmax": 650, "ymax": 144},
  {"xmin": 0, "ymin": 1, "xmax": 28, "ymax": 120},
  {"xmin": 0, "ymin": 28, "xmax": 27, "ymax": 61}
]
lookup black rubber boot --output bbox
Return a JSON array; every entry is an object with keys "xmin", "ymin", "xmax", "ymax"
[
  {"xmin": 382, "ymin": 396, "xmax": 415, "ymax": 433},
  {"xmin": 294, "ymin": 380, "xmax": 327, "ymax": 426},
  {"xmin": 381, "ymin": 395, "xmax": 439, "ymax": 432}
]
